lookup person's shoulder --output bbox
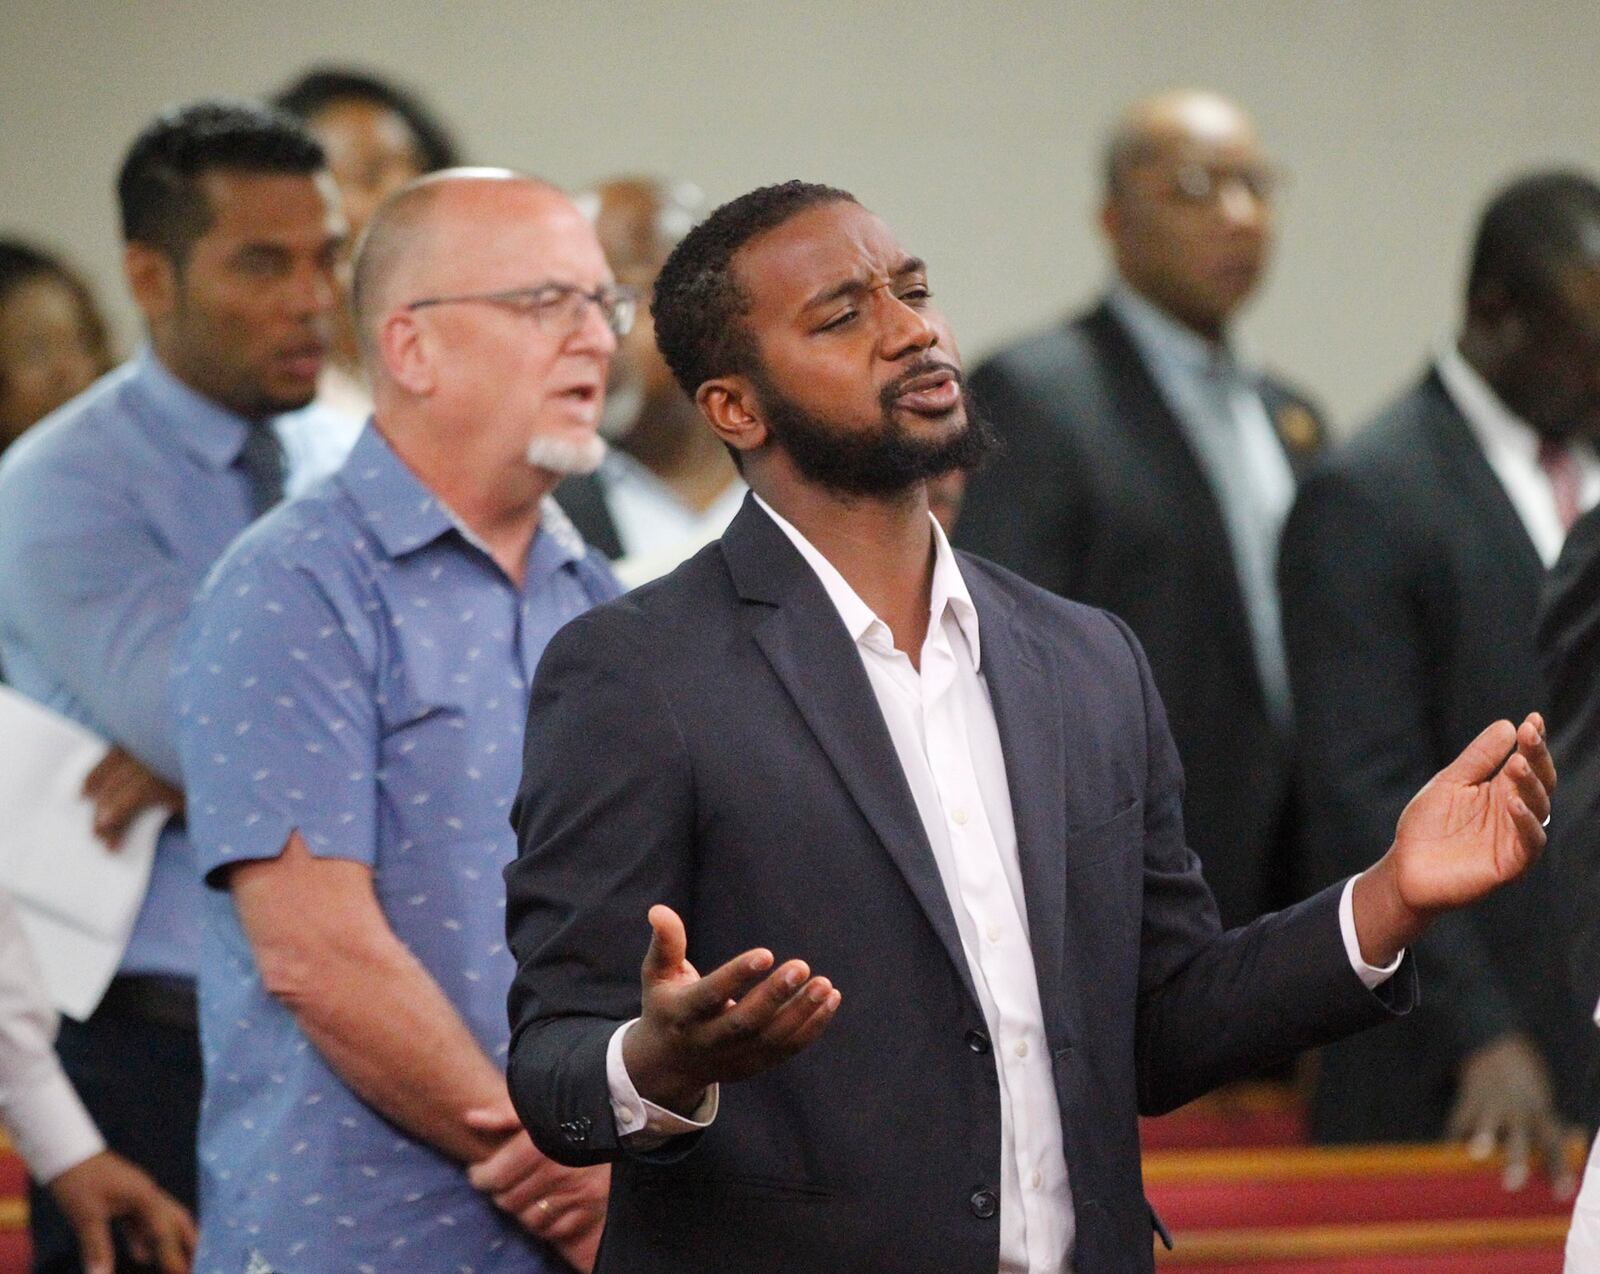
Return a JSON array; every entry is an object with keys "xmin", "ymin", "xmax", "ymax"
[
  {"xmin": 540, "ymin": 537, "xmax": 737, "ymax": 663},
  {"xmin": 202, "ymin": 481, "xmax": 365, "ymax": 606},
  {"xmin": 958, "ymin": 549, "xmax": 1136, "ymax": 657},
  {"xmin": 0, "ymin": 364, "xmax": 145, "ymax": 493},
  {"xmin": 1304, "ymin": 378, "xmax": 1441, "ymax": 493},
  {"xmin": 973, "ymin": 305, "xmax": 1106, "ymax": 385}
]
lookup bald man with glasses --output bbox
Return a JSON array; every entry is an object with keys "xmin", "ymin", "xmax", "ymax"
[
  {"xmin": 959, "ymin": 90, "xmax": 1325, "ymax": 934},
  {"xmin": 172, "ymin": 171, "xmax": 623, "ymax": 1274}
]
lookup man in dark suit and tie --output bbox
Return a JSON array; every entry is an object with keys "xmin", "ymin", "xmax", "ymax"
[
  {"xmin": 957, "ymin": 91, "xmax": 1323, "ymax": 930},
  {"xmin": 505, "ymin": 180, "xmax": 1556, "ymax": 1273},
  {"xmin": 1280, "ymin": 171, "xmax": 1600, "ymax": 1188}
]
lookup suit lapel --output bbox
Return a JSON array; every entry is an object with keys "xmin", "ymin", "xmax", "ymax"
[
  {"xmin": 962, "ymin": 563, "xmax": 1074, "ymax": 1044},
  {"xmin": 1422, "ymin": 371, "xmax": 1546, "ymax": 583},
  {"xmin": 1086, "ymin": 305, "xmax": 1262, "ymax": 675},
  {"xmin": 721, "ymin": 501, "xmax": 981, "ymax": 1010}
]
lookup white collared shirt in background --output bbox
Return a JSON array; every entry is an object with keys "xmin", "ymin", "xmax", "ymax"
[
  {"xmin": 597, "ymin": 450, "xmax": 746, "ymax": 587},
  {"xmin": 1436, "ymin": 342, "xmax": 1600, "ymax": 568},
  {"xmin": 0, "ymin": 889, "xmax": 103, "ymax": 1183},
  {"xmin": 608, "ymin": 496, "xmax": 1398, "ymax": 1272}
]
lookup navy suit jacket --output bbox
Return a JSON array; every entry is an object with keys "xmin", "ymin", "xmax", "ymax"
[{"xmin": 505, "ymin": 497, "xmax": 1410, "ymax": 1273}]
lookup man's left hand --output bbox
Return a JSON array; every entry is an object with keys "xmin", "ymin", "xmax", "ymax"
[
  {"xmin": 1352, "ymin": 713, "xmax": 1555, "ymax": 967},
  {"xmin": 464, "ymin": 1097, "xmax": 609, "ymax": 1271}
]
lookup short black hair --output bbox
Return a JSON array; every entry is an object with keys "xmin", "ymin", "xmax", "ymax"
[
  {"xmin": 117, "ymin": 99, "xmax": 326, "ymax": 264},
  {"xmin": 0, "ymin": 238, "xmax": 112, "ymax": 372},
  {"xmin": 1467, "ymin": 170, "xmax": 1600, "ymax": 310},
  {"xmin": 652, "ymin": 180, "xmax": 857, "ymax": 398},
  {"xmin": 275, "ymin": 66, "xmax": 461, "ymax": 173}
]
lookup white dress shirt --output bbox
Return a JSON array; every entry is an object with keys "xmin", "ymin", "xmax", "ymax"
[
  {"xmin": 595, "ymin": 450, "xmax": 747, "ymax": 588},
  {"xmin": 1436, "ymin": 342, "xmax": 1600, "ymax": 568},
  {"xmin": 608, "ymin": 497, "xmax": 1397, "ymax": 1271},
  {"xmin": 0, "ymin": 889, "xmax": 103, "ymax": 1183}
]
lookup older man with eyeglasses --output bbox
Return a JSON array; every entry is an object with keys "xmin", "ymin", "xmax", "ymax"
[
  {"xmin": 959, "ymin": 90, "xmax": 1325, "ymax": 938},
  {"xmin": 171, "ymin": 170, "xmax": 623, "ymax": 1274}
]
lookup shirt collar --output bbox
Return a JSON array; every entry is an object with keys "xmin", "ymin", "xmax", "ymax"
[
  {"xmin": 1435, "ymin": 339, "xmax": 1543, "ymax": 461},
  {"xmin": 337, "ymin": 423, "xmax": 470, "ymax": 559},
  {"xmin": 752, "ymin": 493, "xmax": 982, "ymax": 669},
  {"xmin": 1107, "ymin": 279, "xmax": 1244, "ymax": 379},
  {"xmin": 338, "ymin": 422, "xmax": 591, "ymax": 577},
  {"xmin": 131, "ymin": 346, "xmax": 257, "ymax": 470}
]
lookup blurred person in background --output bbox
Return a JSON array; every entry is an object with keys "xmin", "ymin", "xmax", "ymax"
[
  {"xmin": 0, "ymin": 889, "xmax": 195, "ymax": 1274},
  {"xmin": 0, "ymin": 99, "xmax": 344, "ymax": 1272},
  {"xmin": 174, "ymin": 169, "xmax": 617, "ymax": 1274},
  {"xmin": 557, "ymin": 177, "xmax": 744, "ymax": 585},
  {"xmin": 0, "ymin": 240, "xmax": 114, "ymax": 457},
  {"xmin": 275, "ymin": 64, "xmax": 463, "ymax": 440},
  {"xmin": 958, "ymin": 90, "xmax": 1325, "ymax": 932},
  {"xmin": 1281, "ymin": 170, "xmax": 1600, "ymax": 1189}
]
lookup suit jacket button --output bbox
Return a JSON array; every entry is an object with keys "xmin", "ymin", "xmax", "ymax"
[
  {"xmin": 969, "ymin": 1188, "xmax": 998, "ymax": 1219},
  {"xmin": 965, "ymin": 1029, "xmax": 991, "ymax": 1055}
]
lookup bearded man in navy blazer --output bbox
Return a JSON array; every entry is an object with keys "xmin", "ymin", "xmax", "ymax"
[{"xmin": 504, "ymin": 181, "xmax": 1557, "ymax": 1273}]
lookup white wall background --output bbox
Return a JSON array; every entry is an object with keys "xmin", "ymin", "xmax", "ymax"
[{"xmin": 3, "ymin": 0, "xmax": 1597, "ymax": 431}]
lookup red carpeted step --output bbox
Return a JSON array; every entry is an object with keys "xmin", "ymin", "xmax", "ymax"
[
  {"xmin": 1147, "ymin": 1144, "xmax": 1577, "ymax": 1230},
  {"xmin": 0, "ymin": 1228, "xmax": 30, "ymax": 1274},
  {"xmin": 1142, "ymin": 1081, "xmax": 1309, "ymax": 1151},
  {"xmin": 1146, "ymin": 1145, "xmax": 1578, "ymax": 1271}
]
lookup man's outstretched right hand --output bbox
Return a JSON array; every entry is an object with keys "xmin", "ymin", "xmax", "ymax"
[{"xmin": 620, "ymin": 904, "xmax": 841, "ymax": 1116}]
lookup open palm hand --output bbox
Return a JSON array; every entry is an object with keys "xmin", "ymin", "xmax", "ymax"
[{"xmin": 1390, "ymin": 715, "xmax": 1555, "ymax": 917}]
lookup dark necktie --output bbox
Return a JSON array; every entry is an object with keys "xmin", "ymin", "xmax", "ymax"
[{"xmin": 238, "ymin": 425, "xmax": 286, "ymax": 519}]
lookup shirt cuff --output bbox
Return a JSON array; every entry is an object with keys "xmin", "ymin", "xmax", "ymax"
[
  {"xmin": 606, "ymin": 1018, "xmax": 718, "ymax": 1144},
  {"xmin": 1340, "ymin": 874, "xmax": 1404, "ymax": 990},
  {"xmin": 4, "ymin": 1065, "xmax": 105, "ymax": 1184}
]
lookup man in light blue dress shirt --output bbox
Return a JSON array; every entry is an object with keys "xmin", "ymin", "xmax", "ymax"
[
  {"xmin": 176, "ymin": 171, "xmax": 620, "ymax": 1273},
  {"xmin": 0, "ymin": 100, "xmax": 346, "ymax": 1271}
]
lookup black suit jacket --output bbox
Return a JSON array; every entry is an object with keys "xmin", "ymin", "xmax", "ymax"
[
  {"xmin": 957, "ymin": 301, "xmax": 1326, "ymax": 929},
  {"xmin": 1279, "ymin": 369, "xmax": 1589, "ymax": 1141},
  {"xmin": 1538, "ymin": 503, "xmax": 1600, "ymax": 1126},
  {"xmin": 505, "ymin": 498, "xmax": 1409, "ymax": 1273},
  {"xmin": 553, "ymin": 472, "xmax": 624, "ymax": 560}
]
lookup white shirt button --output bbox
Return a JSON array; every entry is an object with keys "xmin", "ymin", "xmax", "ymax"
[
  {"xmin": 986, "ymin": 922, "xmax": 1002, "ymax": 943},
  {"xmin": 1014, "ymin": 1040, "xmax": 1029, "ymax": 1059},
  {"xmin": 1032, "ymin": 1170, "xmax": 1043, "ymax": 1189},
  {"xmin": 951, "ymin": 807, "xmax": 969, "ymax": 827}
]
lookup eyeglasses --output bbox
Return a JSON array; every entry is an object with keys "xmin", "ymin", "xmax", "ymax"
[
  {"xmin": 405, "ymin": 282, "xmax": 638, "ymax": 338},
  {"xmin": 1165, "ymin": 162, "xmax": 1284, "ymax": 206}
]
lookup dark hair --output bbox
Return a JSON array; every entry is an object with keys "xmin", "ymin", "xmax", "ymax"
[
  {"xmin": 1467, "ymin": 170, "xmax": 1600, "ymax": 310},
  {"xmin": 0, "ymin": 238, "xmax": 113, "ymax": 373},
  {"xmin": 117, "ymin": 99, "xmax": 325, "ymax": 264},
  {"xmin": 652, "ymin": 180, "xmax": 857, "ymax": 397},
  {"xmin": 274, "ymin": 66, "xmax": 461, "ymax": 173}
]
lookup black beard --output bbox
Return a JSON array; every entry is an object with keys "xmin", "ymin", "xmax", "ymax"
[{"xmin": 748, "ymin": 361, "xmax": 997, "ymax": 499}]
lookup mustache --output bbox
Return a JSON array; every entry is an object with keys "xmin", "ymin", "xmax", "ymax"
[{"xmin": 879, "ymin": 359, "xmax": 964, "ymax": 411}]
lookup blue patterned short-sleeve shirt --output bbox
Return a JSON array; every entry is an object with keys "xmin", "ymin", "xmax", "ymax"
[{"xmin": 175, "ymin": 424, "xmax": 620, "ymax": 1274}]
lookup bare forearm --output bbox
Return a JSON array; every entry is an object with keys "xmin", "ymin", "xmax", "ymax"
[{"xmin": 272, "ymin": 939, "xmax": 506, "ymax": 1164}]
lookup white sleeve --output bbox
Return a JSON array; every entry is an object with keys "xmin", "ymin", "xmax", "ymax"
[
  {"xmin": 605, "ymin": 1019, "xmax": 718, "ymax": 1148},
  {"xmin": 1339, "ymin": 874, "xmax": 1404, "ymax": 990},
  {"xmin": 0, "ymin": 892, "xmax": 103, "ymax": 1182}
]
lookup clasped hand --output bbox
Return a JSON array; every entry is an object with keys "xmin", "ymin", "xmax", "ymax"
[{"xmin": 622, "ymin": 904, "xmax": 842, "ymax": 1117}]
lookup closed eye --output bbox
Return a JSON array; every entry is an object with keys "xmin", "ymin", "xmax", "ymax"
[{"xmin": 817, "ymin": 309, "xmax": 858, "ymax": 332}]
